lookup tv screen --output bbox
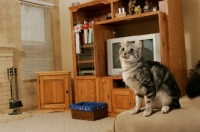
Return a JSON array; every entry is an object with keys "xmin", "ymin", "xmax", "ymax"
[{"xmin": 112, "ymin": 42, "xmax": 121, "ymax": 69}]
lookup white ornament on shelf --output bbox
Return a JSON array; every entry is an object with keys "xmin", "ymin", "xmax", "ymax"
[
  {"xmin": 82, "ymin": 20, "xmax": 89, "ymax": 44},
  {"xmin": 74, "ymin": 23, "xmax": 82, "ymax": 54},
  {"xmin": 88, "ymin": 21, "xmax": 94, "ymax": 44}
]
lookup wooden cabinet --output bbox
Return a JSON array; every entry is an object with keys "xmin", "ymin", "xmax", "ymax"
[
  {"xmin": 75, "ymin": 78, "xmax": 97, "ymax": 102},
  {"xmin": 99, "ymin": 76, "xmax": 135, "ymax": 116},
  {"xmin": 36, "ymin": 71, "xmax": 72, "ymax": 112},
  {"xmin": 99, "ymin": 77, "xmax": 112, "ymax": 112},
  {"xmin": 112, "ymin": 89, "xmax": 134, "ymax": 113},
  {"xmin": 69, "ymin": 0, "xmax": 187, "ymax": 116}
]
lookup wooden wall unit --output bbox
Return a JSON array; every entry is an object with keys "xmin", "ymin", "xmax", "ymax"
[
  {"xmin": 36, "ymin": 71, "xmax": 72, "ymax": 112},
  {"xmin": 69, "ymin": 0, "xmax": 187, "ymax": 116}
]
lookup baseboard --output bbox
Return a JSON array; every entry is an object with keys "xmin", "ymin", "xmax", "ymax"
[{"xmin": 17, "ymin": 106, "xmax": 37, "ymax": 112}]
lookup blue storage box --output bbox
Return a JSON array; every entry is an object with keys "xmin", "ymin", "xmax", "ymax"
[{"xmin": 70, "ymin": 102, "xmax": 107, "ymax": 121}]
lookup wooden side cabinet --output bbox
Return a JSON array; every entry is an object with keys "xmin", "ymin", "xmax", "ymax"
[{"xmin": 36, "ymin": 71, "xmax": 72, "ymax": 112}]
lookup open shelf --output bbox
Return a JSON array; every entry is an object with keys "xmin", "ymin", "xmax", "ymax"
[
  {"xmin": 112, "ymin": 79, "xmax": 127, "ymax": 89},
  {"xmin": 82, "ymin": 44, "xmax": 93, "ymax": 48},
  {"xmin": 77, "ymin": 60, "xmax": 94, "ymax": 63},
  {"xmin": 96, "ymin": 11, "xmax": 159, "ymax": 25}
]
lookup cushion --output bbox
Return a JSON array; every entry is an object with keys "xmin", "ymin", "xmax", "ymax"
[{"xmin": 113, "ymin": 96, "xmax": 200, "ymax": 132}]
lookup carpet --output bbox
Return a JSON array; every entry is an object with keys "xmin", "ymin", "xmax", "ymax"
[
  {"xmin": 0, "ymin": 110, "xmax": 114, "ymax": 132},
  {"xmin": 0, "ymin": 109, "xmax": 32, "ymax": 124}
]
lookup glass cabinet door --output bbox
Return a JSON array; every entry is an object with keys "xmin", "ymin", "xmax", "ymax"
[{"xmin": 76, "ymin": 44, "xmax": 95, "ymax": 76}]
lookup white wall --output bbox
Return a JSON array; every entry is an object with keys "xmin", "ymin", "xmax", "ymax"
[
  {"xmin": 182, "ymin": 0, "xmax": 200, "ymax": 71},
  {"xmin": 59, "ymin": 0, "xmax": 200, "ymax": 77}
]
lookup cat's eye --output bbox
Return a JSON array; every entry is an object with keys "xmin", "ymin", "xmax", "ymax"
[{"xmin": 130, "ymin": 49, "xmax": 134, "ymax": 53}]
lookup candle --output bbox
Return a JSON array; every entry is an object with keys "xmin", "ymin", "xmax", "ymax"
[
  {"xmin": 118, "ymin": 8, "xmax": 121, "ymax": 13},
  {"xmin": 121, "ymin": 7, "xmax": 125, "ymax": 13}
]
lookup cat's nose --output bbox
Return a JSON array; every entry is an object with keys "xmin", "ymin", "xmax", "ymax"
[
  {"xmin": 122, "ymin": 53, "xmax": 127, "ymax": 58},
  {"xmin": 124, "ymin": 53, "xmax": 128, "ymax": 56}
]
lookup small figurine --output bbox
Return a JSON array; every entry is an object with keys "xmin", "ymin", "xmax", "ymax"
[
  {"xmin": 128, "ymin": 0, "xmax": 136, "ymax": 15},
  {"xmin": 149, "ymin": 2, "xmax": 153, "ymax": 11},
  {"xmin": 88, "ymin": 21, "xmax": 94, "ymax": 44},
  {"xmin": 82, "ymin": 20, "xmax": 89, "ymax": 44},
  {"xmin": 143, "ymin": 1, "xmax": 150, "ymax": 12},
  {"xmin": 134, "ymin": 5, "xmax": 141, "ymax": 14}
]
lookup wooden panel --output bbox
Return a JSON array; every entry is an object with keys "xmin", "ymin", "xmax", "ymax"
[
  {"xmin": 96, "ymin": 11, "xmax": 159, "ymax": 25},
  {"xmin": 36, "ymin": 71, "xmax": 71, "ymax": 111},
  {"xmin": 64, "ymin": 75, "xmax": 71, "ymax": 108},
  {"xmin": 40, "ymin": 75, "xmax": 67, "ymax": 109},
  {"xmin": 93, "ymin": 24, "xmax": 115, "ymax": 76},
  {"xmin": 99, "ymin": 77, "xmax": 112, "ymax": 112},
  {"xmin": 158, "ymin": 12, "xmax": 169, "ymax": 67},
  {"xmin": 165, "ymin": 0, "xmax": 187, "ymax": 96},
  {"xmin": 43, "ymin": 79, "xmax": 65, "ymax": 104},
  {"xmin": 68, "ymin": 0, "xmax": 117, "ymax": 12},
  {"xmin": 75, "ymin": 79, "xmax": 96, "ymax": 102},
  {"xmin": 37, "ymin": 76, "xmax": 41, "ymax": 110},
  {"xmin": 70, "ymin": 11, "xmax": 78, "ymax": 77},
  {"xmin": 112, "ymin": 89, "xmax": 134, "ymax": 113}
]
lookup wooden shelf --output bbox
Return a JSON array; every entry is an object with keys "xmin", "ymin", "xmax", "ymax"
[
  {"xmin": 77, "ymin": 60, "xmax": 94, "ymax": 64},
  {"xmin": 82, "ymin": 44, "xmax": 93, "ymax": 48},
  {"xmin": 69, "ymin": 0, "xmax": 118, "ymax": 12},
  {"xmin": 36, "ymin": 71, "xmax": 72, "ymax": 112},
  {"xmin": 95, "ymin": 11, "xmax": 160, "ymax": 25},
  {"xmin": 113, "ymin": 87, "xmax": 127, "ymax": 89}
]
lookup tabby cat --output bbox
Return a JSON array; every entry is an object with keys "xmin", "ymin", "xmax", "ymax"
[{"xmin": 119, "ymin": 40, "xmax": 181, "ymax": 117}]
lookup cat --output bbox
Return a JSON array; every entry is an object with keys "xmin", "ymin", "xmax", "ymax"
[
  {"xmin": 119, "ymin": 40, "xmax": 181, "ymax": 117},
  {"xmin": 186, "ymin": 60, "xmax": 200, "ymax": 99}
]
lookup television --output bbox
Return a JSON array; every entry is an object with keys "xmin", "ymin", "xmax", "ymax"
[{"xmin": 107, "ymin": 33, "xmax": 161, "ymax": 76}]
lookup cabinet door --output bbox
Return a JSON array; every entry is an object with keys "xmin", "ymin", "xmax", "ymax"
[
  {"xmin": 76, "ymin": 45, "xmax": 95, "ymax": 76},
  {"xmin": 75, "ymin": 79, "xmax": 96, "ymax": 102},
  {"xmin": 112, "ymin": 89, "xmax": 134, "ymax": 113},
  {"xmin": 39, "ymin": 75, "xmax": 69, "ymax": 109},
  {"xmin": 99, "ymin": 77, "xmax": 112, "ymax": 112}
]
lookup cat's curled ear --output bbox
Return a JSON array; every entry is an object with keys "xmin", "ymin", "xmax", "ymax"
[
  {"xmin": 120, "ymin": 39, "xmax": 127, "ymax": 45},
  {"xmin": 135, "ymin": 40, "xmax": 142, "ymax": 57},
  {"xmin": 135, "ymin": 40, "xmax": 142, "ymax": 49}
]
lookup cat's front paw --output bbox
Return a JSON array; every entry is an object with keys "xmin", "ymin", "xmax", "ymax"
[
  {"xmin": 140, "ymin": 106, "xmax": 146, "ymax": 111},
  {"xmin": 143, "ymin": 109, "xmax": 152, "ymax": 117},
  {"xmin": 161, "ymin": 106, "xmax": 170, "ymax": 114},
  {"xmin": 130, "ymin": 108, "xmax": 139, "ymax": 114}
]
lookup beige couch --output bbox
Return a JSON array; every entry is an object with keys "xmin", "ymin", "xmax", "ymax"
[{"xmin": 104, "ymin": 96, "xmax": 200, "ymax": 132}]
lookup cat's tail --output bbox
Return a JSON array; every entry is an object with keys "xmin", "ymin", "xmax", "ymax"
[{"xmin": 186, "ymin": 60, "xmax": 200, "ymax": 99}]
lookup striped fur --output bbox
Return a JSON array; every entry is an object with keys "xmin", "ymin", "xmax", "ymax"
[{"xmin": 119, "ymin": 40, "xmax": 181, "ymax": 117}]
